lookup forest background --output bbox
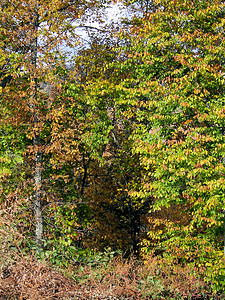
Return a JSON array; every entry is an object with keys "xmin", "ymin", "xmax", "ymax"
[{"xmin": 0, "ymin": 0, "xmax": 225, "ymax": 298}]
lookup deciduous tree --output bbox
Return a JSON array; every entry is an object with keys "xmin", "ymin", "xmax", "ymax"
[
  {"xmin": 95, "ymin": 0, "xmax": 225, "ymax": 290},
  {"xmin": 0, "ymin": 0, "xmax": 102, "ymax": 249}
]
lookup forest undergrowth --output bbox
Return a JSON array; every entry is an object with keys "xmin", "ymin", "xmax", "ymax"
[
  {"xmin": 0, "ymin": 249, "xmax": 221, "ymax": 300},
  {"xmin": 0, "ymin": 199, "xmax": 223, "ymax": 300}
]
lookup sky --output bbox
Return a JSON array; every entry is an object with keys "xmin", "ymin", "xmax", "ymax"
[{"xmin": 67, "ymin": 2, "xmax": 133, "ymax": 55}]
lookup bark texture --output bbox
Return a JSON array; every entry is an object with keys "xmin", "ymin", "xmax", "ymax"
[{"xmin": 30, "ymin": 1, "xmax": 43, "ymax": 250}]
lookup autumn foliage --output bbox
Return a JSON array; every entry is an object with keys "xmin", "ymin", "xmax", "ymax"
[{"xmin": 0, "ymin": 0, "xmax": 225, "ymax": 296}]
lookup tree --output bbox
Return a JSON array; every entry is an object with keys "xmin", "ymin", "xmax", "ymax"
[
  {"xmin": 1, "ymin": 0, "xmax": 147, "ymax": 258},
  {"xmin": 0, "ymin": 0, "xmax": 102, "ymax": 250},
  {"xmin": 93, "ymin": 0, "xmax": 225, "ymax": 290},
  {"xmin": 71, "ymin": 24, "xmax": 153, "ymax": 255}
]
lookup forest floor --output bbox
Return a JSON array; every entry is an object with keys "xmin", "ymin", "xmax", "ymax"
[{"xmin": 0, "ymin": 252, "xmax": 223, "ymax": 300}]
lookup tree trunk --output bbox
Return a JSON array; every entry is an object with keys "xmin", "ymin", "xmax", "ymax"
[
  {"xmin": 223, "ymin": 205, "xmax": 225, "ymax": 257},
  {"xmin": 128, "ymin": 200, "xmax": 140, "ymax": 258},
  {"xmin": 34, "ymin": 142, "xmax": 43, "ymax": 249},
  {"xmin": 30, "ymin": 1, "xmax": 43, "ymax": 250}
]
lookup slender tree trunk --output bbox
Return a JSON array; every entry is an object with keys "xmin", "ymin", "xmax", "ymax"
[
  {"xmin": 81, "ymin": 154, "xmax": 90, "ymax": 197},
  {"xmin": 30, "ymin": 1, "xmax": 43, "ymax": 250},
  {"xmin": 223, "ymin": 139, "xmax": 225, "ymax": 256},
  {"xmin": 223, "ymin": 200, "xmax": 225, "ymax": 257},
  {"xmin": 33, "ymin": 115, "xmax": 43, "ymax": 249},
  {"xmin": 128, "ymin": 199, "xmax": 140, "ymax": 258}
]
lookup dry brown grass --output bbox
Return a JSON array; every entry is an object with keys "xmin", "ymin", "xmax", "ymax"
[
  {"xmin": 0, "ymin": 255, "xmax": 78, "ymax": 300},
  {"xmin": 71, "ymin": 256, "xmax": 141, "ymax": 299},
  {"xmin": 0, "ymin": 253, "xmax": 219, "ymax": 300},
  {"xmin": 69, "ymin": 254, "xmax": 214, "ymax": 300}
]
